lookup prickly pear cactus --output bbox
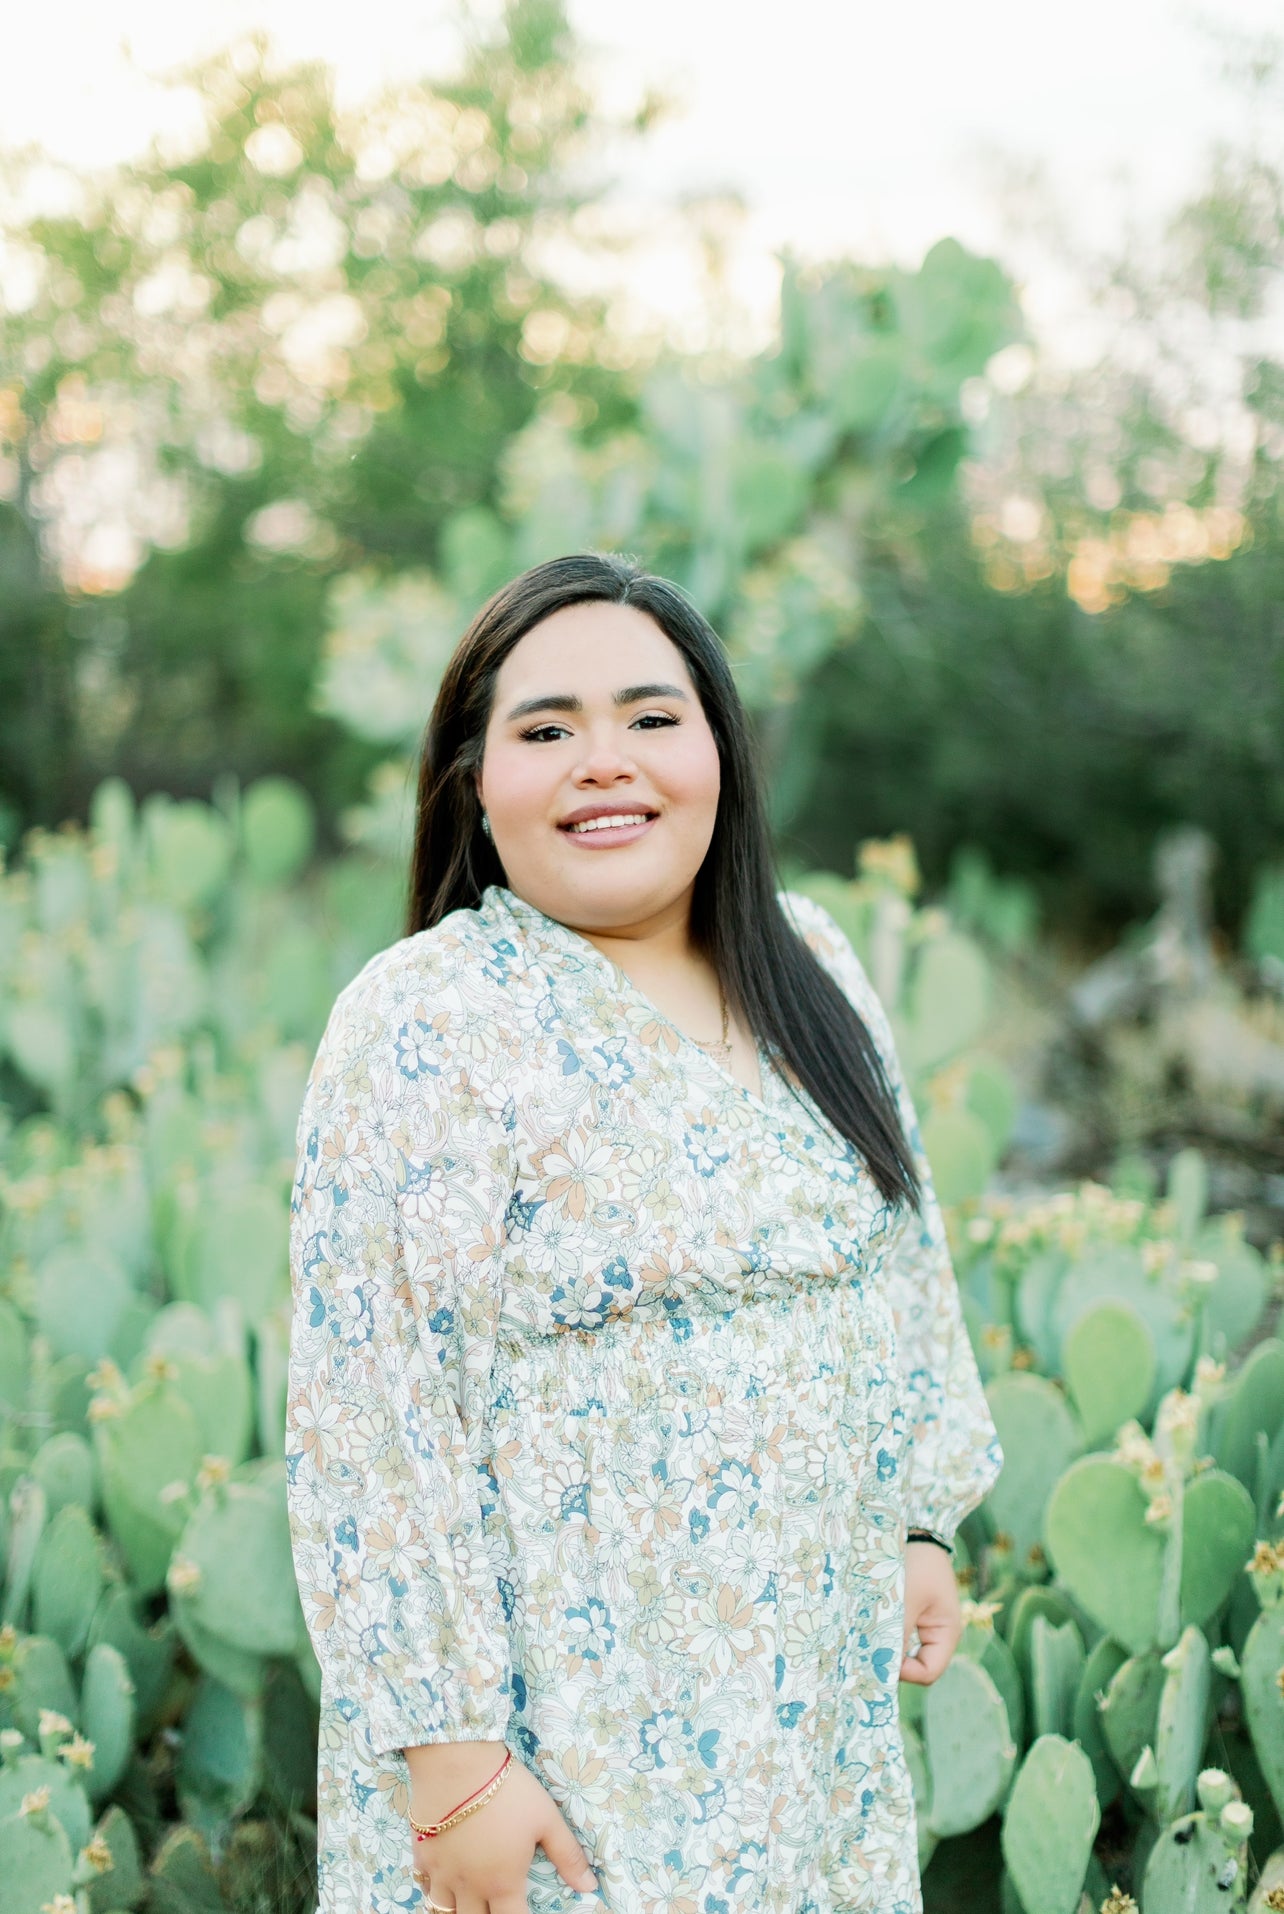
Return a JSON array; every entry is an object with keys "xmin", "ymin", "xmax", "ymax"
[
  {"xmin": 0, "ymin": 1797, "xmax": 75, "ymax": 1914},
  {"xmin": 1001, "ymin": 1734, "xmax": 1100, "ymax": 1914},
  {"xmin": 1141, "ymin": 1775, "xmax": 1252, "ymax": 1911},
  {"xmin": 921, "ymin": 1650, "xmax": 1017, "ymax": 1836},
  {"xmin": 1242, "ymin": 1552, "xmax": 1284, "ymax": 1823}
]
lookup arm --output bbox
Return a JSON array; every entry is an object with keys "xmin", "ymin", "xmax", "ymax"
[
  {"xmin": 285, "ymin": 947, "xmax": 516, "ymax": 1759},
  {"xmin": 779, "ymin": 890, "xmax": 1004, "ymax": 1544}
]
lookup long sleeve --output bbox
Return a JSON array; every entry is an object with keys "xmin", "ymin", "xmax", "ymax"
[
  {"xmin": 285, "ymin": 942, "xmax": 517, "ymax": 1759},
  {"xmin": 780, "ymin": 890, "xmax": 1003, "ymax": 1543}
]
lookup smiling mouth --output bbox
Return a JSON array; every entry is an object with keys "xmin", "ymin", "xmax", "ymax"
[{"xmin": 559, "ymin": 811, "xmax": 658, "ymax": 842}]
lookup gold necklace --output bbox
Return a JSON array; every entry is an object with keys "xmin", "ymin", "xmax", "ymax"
[{"xmin": 692, "ymin": 982, "xmax": 731, "ymax": 1069}]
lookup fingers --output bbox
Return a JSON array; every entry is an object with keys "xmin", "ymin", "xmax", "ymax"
[
  {"xmin": 539, "ymin": 1818, "xmax": 599, "ymax": 1895},
  {"xmin": 900, "ymin": 1616, "xmax": 961, "ymax": 1684}
]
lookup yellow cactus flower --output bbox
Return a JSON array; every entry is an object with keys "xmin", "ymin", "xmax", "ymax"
[
  {"xmin": 20, "ymin": 1784, "xmax": 52, "ymax": 1815},
  {"xmin": 58, "ymin": 1732, "xmax": 96, "ymax": 1770},
  {"xmin": 168, "ymin": 1556, "xmax": 202, "ymax": 1596},
  {"xmin": 80, "ymin": 1833, "xmax": 114, "ymax": 1872}
]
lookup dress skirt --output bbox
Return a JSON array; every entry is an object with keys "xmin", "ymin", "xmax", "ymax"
[{"xmin": 483, "ymin": 1273, "xmax": 918, "ymax": 1914}]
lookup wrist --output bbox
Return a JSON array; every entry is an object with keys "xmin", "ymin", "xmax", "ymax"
[
  {"xmin": 907, "ymin": 1526, "xmax": 953, "ymax": 1554},
  {"xmin": 405, "ymin": 1740, "xmax": 510, "ymax": 1811}
]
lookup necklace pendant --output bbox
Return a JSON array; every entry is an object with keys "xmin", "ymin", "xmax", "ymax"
[{"xmin": 699, "ymin": 1040, "xmax": 732, "ymax": 1068}]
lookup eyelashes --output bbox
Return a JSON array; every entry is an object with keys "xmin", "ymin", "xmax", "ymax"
[{"xmin": 517, "ymin": 713, "xmax": 681, "ymax": 743}]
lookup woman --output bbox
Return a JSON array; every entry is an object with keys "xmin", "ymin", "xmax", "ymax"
[{"xmin": 286, "ymin": 552, "xmax": 1003, "ymax": 1914}]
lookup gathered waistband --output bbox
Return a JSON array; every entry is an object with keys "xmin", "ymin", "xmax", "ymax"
[{"xmin": 490, "ymin": 1272, "xmax": 895, "ymax": 1415}]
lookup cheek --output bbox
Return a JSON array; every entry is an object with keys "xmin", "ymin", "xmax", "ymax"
[
  {"xmin": 482, "ymin": 739, "xmax": 556, "ymax": 819},
  {"xmin": 657, "ymin": 727, "xmax": 721, "ymax": 815}
]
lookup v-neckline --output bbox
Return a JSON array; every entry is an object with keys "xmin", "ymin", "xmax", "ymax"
[{"xmin": 488, "ymin": 884, "xmax": 780, "ymax": 1123}]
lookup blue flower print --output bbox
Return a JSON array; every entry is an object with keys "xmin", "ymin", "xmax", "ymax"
[
  {"xmin": 393, "ymin": 1017, "xmax": 441, "ymax": 1079},
  {"xmin": 683, "ymin": 1120, "xmax": 730, "ymax": 1177},
  {"xmin": 564, "ymin": 1596, "xmax": 615, "ymax": 1661}
]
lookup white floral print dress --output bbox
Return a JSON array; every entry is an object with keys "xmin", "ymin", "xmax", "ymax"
[{"xmin": 285, "ymin": 883, "xmax": 1002, "ymax": 1914}]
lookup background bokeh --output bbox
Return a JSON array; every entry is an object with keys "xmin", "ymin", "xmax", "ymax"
[{"xmin": 1, "ymin": 6, "xmax": 1282, "ymax": 1912}]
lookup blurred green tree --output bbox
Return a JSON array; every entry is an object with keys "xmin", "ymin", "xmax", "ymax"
[{"xmin": 0, "ymin": 0, "xmax": 656, "ymax": 837}]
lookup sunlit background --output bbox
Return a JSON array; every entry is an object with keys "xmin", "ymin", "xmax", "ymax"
[{"xmin": 1, "ymin": 6, "xmax": 1283, "ymax": 1910}]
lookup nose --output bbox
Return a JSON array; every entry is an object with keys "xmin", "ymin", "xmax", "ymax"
[{"xmin": 572, "ymin": 727, "xmax": 638, "ymax": 784}]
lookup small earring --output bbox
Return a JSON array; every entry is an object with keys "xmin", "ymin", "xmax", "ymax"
[{"xmin": 480, "ymin": 812, "xmax": 492, "ymax": 838}]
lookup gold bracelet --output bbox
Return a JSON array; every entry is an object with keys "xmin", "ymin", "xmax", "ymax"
[{"xmin": 409, "ymin": 1750, "xmax": 513, "ymax": 1839}]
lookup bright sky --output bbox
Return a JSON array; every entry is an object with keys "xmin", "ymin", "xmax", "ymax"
[{"xmin": 2, "ymin": 0, "xmax": 1279, "ymax": 355}]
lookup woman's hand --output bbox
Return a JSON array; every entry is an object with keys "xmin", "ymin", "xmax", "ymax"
[
  {"xmin": 405, "ymin": 1742, "xmax": 598, "ymax": 1912},
  {"xmin": 900, "ymin": 1539, "xmax": 963, "ymax": 1686}
]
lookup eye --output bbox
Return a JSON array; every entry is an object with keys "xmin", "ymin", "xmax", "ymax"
[
  {"xmin": 631, "ymin": 712, "xmax": 680, "ymax": 730},
  {"xmin": 517, "ymin": 723, "xmax": 570, "ymax": 743}
]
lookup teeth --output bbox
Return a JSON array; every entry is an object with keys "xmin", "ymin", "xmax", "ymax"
[{"xmin": 567, "ymin": 813, "xmax": 651, "ymax": 834}]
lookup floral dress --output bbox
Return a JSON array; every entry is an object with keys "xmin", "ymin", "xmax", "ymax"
[{"xmin": 285, "ymin": 882, "xmax": 1002, "ymax": 1914}]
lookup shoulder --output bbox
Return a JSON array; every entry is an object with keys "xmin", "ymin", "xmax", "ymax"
[
  {"xmin": 775, "ymin": 885, "xmax": 896, "ymax": 1051},
  {"xmin": 776, "ymin": 886, "xmax": 864, "ymax": 985},
  {"xmin": 309, "ymin": 902, "xmax": 514, "ymax": 1085}
]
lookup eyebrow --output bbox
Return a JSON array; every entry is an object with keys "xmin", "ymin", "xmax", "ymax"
[{"xmin": 503, "ymin": 683, "xmax": 690, "ymax": 722}]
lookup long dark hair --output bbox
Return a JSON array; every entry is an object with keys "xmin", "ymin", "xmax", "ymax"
[{"xmin": 404, "ymin": 552, "xmax": 923, "ymax": 1214}]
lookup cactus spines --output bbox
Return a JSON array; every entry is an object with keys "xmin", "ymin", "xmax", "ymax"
[{"xmin": 1001, "ymin": 1734, "xmax": 1100, "ymax": 1914}]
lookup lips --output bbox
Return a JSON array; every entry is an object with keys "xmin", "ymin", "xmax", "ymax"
[
  {"xmin": 558, "ymin": 804, "xmax": 659, "ymax": 831},
  {"xmin": 557, "ymin": 806, "xmax": 659, "ymax": 847}
]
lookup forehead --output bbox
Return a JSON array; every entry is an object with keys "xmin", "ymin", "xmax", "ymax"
[{"xmin": 495, "ymin": 602, "xmax": 690, "ymax": 690}]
